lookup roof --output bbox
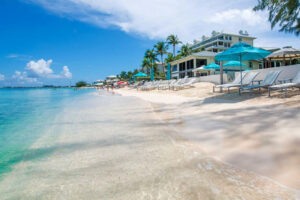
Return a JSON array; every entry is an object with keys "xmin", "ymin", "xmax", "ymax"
[
  {"xmin": 106, "ymin": 75, "xmax": 117, "ymax": 79},
  {"xmin": 192, "ymin": 51, "xmax": 217, "ymax": 57},
  {"xmin": 170, "ymin": 51, "xmax": 217, "ymax": 65},
  {"xmin": 191, "ymin": 32, "xmax": 256, "ymax": 48},
  {"xmin": 267, "ymin": 47, "xmax": 300, "ymax": 58},
  {"xmin": 259, "ymin": 47, "xmax": 281, "ymax": 52}
]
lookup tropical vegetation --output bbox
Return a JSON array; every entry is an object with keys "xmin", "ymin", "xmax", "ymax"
[
  {"xmin": 166, "ymin": 34, "xmax": 182, "ymax": 57},
  {"xmin": 75, "ymin": 81, "xmax": 88, "ymax": 87},
  {"xmin": 253, "ymin": 0, "xmax": 300, "ymax": 36}
]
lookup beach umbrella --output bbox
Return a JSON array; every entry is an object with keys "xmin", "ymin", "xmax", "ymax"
[
  {"xmin": 167, "ymin": 63, "xmax": 171, "ymax": 80},
  {"xmin": 204, "ymin": 63, "xmax": 220, "ymax": 70},
  {"xmin": 215, "ymin": 43, "xmax": 271, "ymax": 85},
  {"xmin": 223, "ymin": 61, "xmax": 246, "ymax": 67},
  {"xmin": 151, "ymin": 67, "xmax": 154, "ymax": 81},
  {"xmin": 133, "ymin": 72, "xmax": 148, "ymax": 77}
]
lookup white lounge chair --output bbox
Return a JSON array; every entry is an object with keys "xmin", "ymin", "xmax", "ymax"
[
  {"xmin": 239, "ymin": 70, "xmax": 281, "ymax": 95},
  {"xmin": 213, "ymin": 72, "xmax": 246, "ymax": 93},
  {"xmin": 268, "ymin": 70, "xmax": 300, "ymax": 97},
  {"xmin": 173, "ymin": 78, "xmax": 198, "ymax": 90}
]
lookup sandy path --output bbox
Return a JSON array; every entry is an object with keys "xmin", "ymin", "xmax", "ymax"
[{"xmin": 0, "ymin": 91, "xmax": 299, "ymax": 199}]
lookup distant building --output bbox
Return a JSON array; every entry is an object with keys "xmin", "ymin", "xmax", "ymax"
[
  {"xmin": 93, "ymin": 80, "xmax": 104, "ymax": 86},
  {"xmin": 141, "ymin": 62, "xmax": 165, "ymax": 75},
  {"xmin": 190, "ymin": 31, "xmax": 256, "ymax": 53},
  {"xmin": 105, "ymin": 75, "xmax": 119, "ymax": 83}
]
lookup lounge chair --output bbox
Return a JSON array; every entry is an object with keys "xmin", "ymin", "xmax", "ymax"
[
  {"xmin": 268, "ymin": 70, "xmax": 300, "ymax": 97},
  {"xmin": 239, "ymin": 70, "xmax": 281, "ymax": 95},
  {"xmin": 170, "ymin": 77, "xmax": 188, "ymax": 90},
  {"xmin": 173, "ymin": 78, "xmax": 198, "ymax": 90},
  {"xmin": 213, "ymin": 71, "xmax": 259, "ymax": 93}
]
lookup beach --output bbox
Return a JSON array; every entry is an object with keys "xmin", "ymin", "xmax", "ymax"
[
  {"xmin": 0, "ymin": 87, "xmax": 299, "ymax": 199},
  {"xmin": 116, "ymin": 83, "xmax": 300, "ymax": 190}
]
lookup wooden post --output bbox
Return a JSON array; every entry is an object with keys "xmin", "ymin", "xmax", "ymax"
[
  {"xmin": 264, "ymin": 59, "xmax": 268, "ymax": 68},
  {"xmin": 220, "ymin": 61, "xmax": 224, "ymax": 85},
  {"xmin": 283, "ymin": 54, "xmax": 286, "ymax": 66},
  {"xmin": 268, "ymin": 58, "xmax": 271, "ymax": 68}
]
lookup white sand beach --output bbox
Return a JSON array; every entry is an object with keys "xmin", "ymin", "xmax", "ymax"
[
  {"xmin": 0, "ymin": 87, "xmax": 299, "ymax": 199},
  {"xmin": 116, "ymin": 83, "xmax": 300, "ymax": 191}
]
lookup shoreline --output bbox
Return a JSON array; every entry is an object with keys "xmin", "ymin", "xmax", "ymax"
[{"xmin": 0, "ymin": 89, "xmax": 299, "ymax": 199}]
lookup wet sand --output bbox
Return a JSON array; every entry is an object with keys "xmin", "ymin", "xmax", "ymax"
[{"xmin": 0, "ymin": 90, "xmax": 299, "ymax": 199}]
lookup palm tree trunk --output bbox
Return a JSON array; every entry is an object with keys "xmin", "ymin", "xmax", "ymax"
[
  {"xmin": 173, "ymin": 44, "xmax": 175, "ymax": 57},
  {"xmin": 161, "ymin": 54, "xmax": 164, "ymax": 74}
]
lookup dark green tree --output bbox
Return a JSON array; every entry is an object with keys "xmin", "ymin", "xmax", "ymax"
[
  {"xmin": 142, "ymin": 57, "xmax": 151, "ymax": 75},
  {"xmin": 254, "ymin": 0, "xmax": 300, "ymax": 35},
  {"xmin": 154, "ymin": 41, "xmax": 169, "ymax": 74},
  {"xmin": 166, "ymin": 34, "xmax": 182, "ymax": 57},
  {"xmin": 165, "ymin": 53, "xmax": 175, "ymax": 63},
  {"xmin": 119, "ymin": 71, "xmax": 127, "ymax": 80},
  {"xmin": 145, "ymin": 49, "xmax": 158, "ymax": 72},
  {"xmin": 178, "ymin": 44, "xmax": 192, "ymax": 57},
  {"xmin": 75, "ymin": 81, "xmax": 88, "ymax": 87}
]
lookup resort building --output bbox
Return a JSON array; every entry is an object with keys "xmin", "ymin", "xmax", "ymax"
[
  {"xmin": 171, "ymin": 51, "xmax": 216, "ymax": 79},
  {"xmin": 190, "ymin": 31, "xmax": 256, "ymax": 53}
]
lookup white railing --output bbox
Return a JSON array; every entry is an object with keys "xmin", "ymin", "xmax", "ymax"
[{"xmin": 197, "ymin": 74, "xmax": 229, "ymax": 84}]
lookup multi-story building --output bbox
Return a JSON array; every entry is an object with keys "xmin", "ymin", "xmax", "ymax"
[{"xmin": 190, "ymin": 31, "xmax": 256, "ymax": 53}]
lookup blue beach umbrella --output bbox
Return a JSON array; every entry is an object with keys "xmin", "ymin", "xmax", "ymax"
[
  {"xmin": 167, "ymin": 63, "xmax": 171, "ymax": 80},
  {"xmin": 204, "ymin": 63, "xmax": 220, "ymax": 70},
  {"xmin": 223, "ymin": 61, "xmax": 246, "ymax": 67},
  {"xmin": 133, "ymin": 72, "xmax": 148, "ymax": 77},
  {"xmin": 151, "ymin": 67, "xmax": 154, "ymax": 81},
  {"xmin": 215, "ymin": 43, "xmax": 271, "ymax": 85}
]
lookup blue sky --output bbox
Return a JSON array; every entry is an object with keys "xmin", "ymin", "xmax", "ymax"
[{"xmin": 0, "ymin": 0, "xmax": 299, "ymax": 86}]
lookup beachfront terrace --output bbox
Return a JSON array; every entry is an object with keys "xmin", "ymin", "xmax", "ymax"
[{"xmin": 171, "ymin": 51, "xmax": 216, "ymax": 79}]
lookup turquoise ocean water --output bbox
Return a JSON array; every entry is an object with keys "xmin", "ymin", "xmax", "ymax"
[{"xmin": 0, "ymin": 88, "xmax": 94, "ymax": 178}]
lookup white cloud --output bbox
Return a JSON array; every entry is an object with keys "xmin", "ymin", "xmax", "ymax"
[
  {"xmin": 12, "ymin": 59, "xmax": 72, "ymax": 84},
  {"xmin": 28, "ymin": 0, "xmax": 300, "ymax": 47},
  {"xmin": 61, "ymin": 66, "xmax": 72, "ymax": 79},
  {"xmin": 0, "ymin": 73, "xmax": 5, "ymax": 81},
  {"xmin": 26, "ymin": 59, "xmax": 53, "ymax": 78},
  {"xmin": 12, "ymin": 71, "xmax": 38, "ymax": 83}
]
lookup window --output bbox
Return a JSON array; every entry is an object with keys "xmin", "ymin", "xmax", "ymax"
[
  {"xmin": 179, "ymin": 62, "xmax": 186, "ymax": 71},
  {"xmin": 196, "ymin": 59, "xmax": 207, "ymax": 67},
  {"xmin": 187, "ymin": 60, "xmax": 194, "ymax": 70},
  {"xmin": 239, "ymin": 37, "xmax": 242, "ymax": 42},
  {"xmin": 219, "ymin": 42, "xmax": 223, "ymax": 45},
  {"xmin": 249, "ymin": 61, "xmax": 253, "ymax": 68},
  {"xmin": 172, "ymin": 64, "xmax": 178, "ymax": 72}
]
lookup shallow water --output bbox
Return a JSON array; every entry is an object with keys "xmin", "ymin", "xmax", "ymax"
[{"xmin": 0, "ymin": 89, "xmax": 299, "ymax": 199}]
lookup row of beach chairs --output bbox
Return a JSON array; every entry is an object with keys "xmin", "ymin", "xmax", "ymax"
[
  {"xmin": 213, "ymin": 70, "xmax": 300, "ymax": 97},
  {"xmin": 137, "ymin": 77, "xmax": 198, "ymax": 91}
]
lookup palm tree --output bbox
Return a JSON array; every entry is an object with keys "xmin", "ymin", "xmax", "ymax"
[
  {"xmin": 166, "ymin": 34, "xmax": 181, "ymax": 57},
  {"xmin": 154, "ymin": 41, "xmax": 168, "ymax": 74},
  {"xmin": 142, "ymin": 57, "xmax": 151, "ymax": 75},
  {"xmin": 164, "ymin": 53, "xmax": 175, "ymax": 64},
  {"xmin": 178, "ymin": 44, "xmax": 192, "ymax": 57},
  {"xmin": 145, "ymin": 49, "xmax": 158, "ymax": 78}
]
